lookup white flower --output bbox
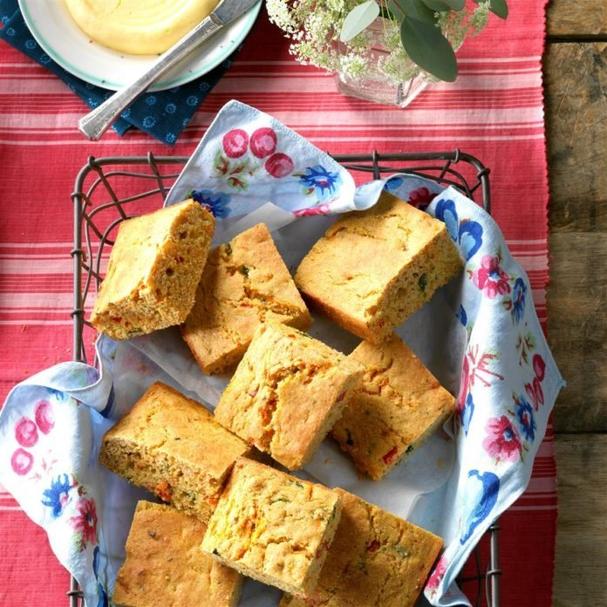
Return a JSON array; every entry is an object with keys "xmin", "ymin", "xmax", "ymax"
[{"xmin": 267, "ymin": 0, "xmax": 493, "ymax": 84}]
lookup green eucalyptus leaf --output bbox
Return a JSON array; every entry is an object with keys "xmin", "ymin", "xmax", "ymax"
[
  {"xmin": 400, "ymin": 16, "xmax": 457, "ymax": 81},
  {"xmin": 395, "ymin": 0, "xmax": 436, "ymax": 24},
  {"xmin": 340, "ymin": 0, "xmax": 380, "ymax": 42},
  {"xmin": 474, "ymin": 0, "xmax": 508, "ymax": 19},
  {"xmin": 387, "ymin": 0, "xmax": 405, "ymax": 20},
  {"xmin": 421, "ymin": 0, "xmax": 465, "ymax": 11}
]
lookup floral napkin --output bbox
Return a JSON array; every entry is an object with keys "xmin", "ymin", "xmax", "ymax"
[{"xmin": 0, "ymin": 100, "xmax": 564, "ymax": 607}]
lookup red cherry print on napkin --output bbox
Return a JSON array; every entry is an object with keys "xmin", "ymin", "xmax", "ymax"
[
  {"xmin": 222, "ymin": 129, "xmax": 249, "ymax": 158},
  {"xmin": 265, "ymin": 153, "xmax": 294, "ymax": 178},
  {"xmin": 15, "ymin": 417, "xmax": 38, "ymax": 447},
  {"xmin": 11, "ymin": 448, "xmax": 33, "ymax": 476},
  {"xmin": 35, "ymin": 400, "xmax": 55, "ymax": 434},
  {"xmin": 250, "ymin": 128, "xmax": 277, "ymax": 158},
  {"xmin": 532, "ymin": 353, "xmax": 545, "ymax": 381}
]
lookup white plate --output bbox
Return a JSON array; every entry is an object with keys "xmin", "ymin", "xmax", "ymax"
[{"xmin": 18, "ymin": 0, "xmax": 261, "ymax": 91}]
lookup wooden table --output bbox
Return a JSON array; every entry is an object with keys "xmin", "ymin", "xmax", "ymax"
[{"xmin": 546, "ymin": 1, "xmax": 607, "ymax": 604}]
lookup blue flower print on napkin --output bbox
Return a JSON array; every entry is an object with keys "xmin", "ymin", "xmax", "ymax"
[
  {"xmin": 514, "ymin": 394, "xmax": 536, "ymax": 441},
  {"xmin": 435, "ymin": 198, "xmax": 483, "ymax": 261},
  {"xmin": 510, "ymin": 277, "xmax": 527, "ymax": 323},
  {"xmin": 460, "ymin": 470, "xmax": 500, "ymax": 544},
  {"xmin": 41, "ymin": 473, "xmax": 73, "ymax": 517},
  {"xmin": 298, "ymin": 165, "xmax": 342, "ymax": 200},
  {"xmin": 191, "ymin": 189, "xmax": 232, "ymax": 218}
]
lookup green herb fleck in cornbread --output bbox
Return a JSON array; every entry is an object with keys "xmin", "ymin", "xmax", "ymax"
[
  {"xmin": 91, "ymin": 199, "xmax": 215, "ymax": 340},
  {"xmin": 214, "ymin": 322, "xmax": 363, "ymax": 470},
  {"xmin": 99, "ymin": 382, "xmax": 251, "ymax": 521},
  {"xmin": 279, "ymin": 488, "xmax": 442, "ymax": 607},
  {"xmin": 113, "ymin": 501, "xmax": 242, "ymax": 607},
  {"xmin": 202, "ymin": 458, "xmax": 342, "ymax": 597},
  {"xmin": 332, "ymin": 335, "xmax": 456, "ymax": 480},
  {"xmin": 182, "ymin": 223, "xmax": 311, "ymax": 374},
  {"xmin": 294, "ymin": 192, "xmax": 463, "ymax": 343}
]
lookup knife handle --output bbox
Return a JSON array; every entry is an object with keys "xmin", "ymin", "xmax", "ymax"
[{"xmin": 78, "ymin": 15, "xmax": 223, "ymax": 141}]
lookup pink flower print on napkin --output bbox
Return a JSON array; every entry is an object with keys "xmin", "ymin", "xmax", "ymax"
[
  {"xmin": 222, "ymin": 129, "xmax": 249, "ymax": 158},
  {"xmin": 15, "ymin": 417, "xmax": 38, "ymax": 447},
  {"xmin": 426, "ymin": 554, "xmax": 448, "ymax": 593},
  {"xmin": 265, "ymin": 152, "xmax": 294, "ymax": 178},
  {"xmin": 482, "ymin": 416, "xmax": 522, "ymax": 462},
  {"xmin": 250, "ymin": 127, "xmax": 277, "ymax": 158},
  {"xmin": 409, "ymin": 186, "xmax": 437, "ymax": 211},
  {"xmin": 71, "ymin": 498, "xmax": 98, "ymax": 551},
  {"xmin": 11, "ymin": 448, "xmax": 33, "ymax": 476},
  {"xmin": 35, "ymin": 400, "xmax": 55, "ymax": 434},
  {"xmin": 472, "ymin": 254, "xmax": 511, "ymax": 298},
  {"xmin": 293, "ymin": 203, "xmax": 330, "ymax": 217}
]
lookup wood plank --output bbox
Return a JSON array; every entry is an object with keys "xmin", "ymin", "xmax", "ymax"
[
  {"xmin": 545, "ymin": 42, "xmax": 607, "ymax": 233},
  {"xmin": 547, "ymin": 0, "xmax": 607, "ymax": 37},
  {"xmin": 547, "ymin": 232, "xmax": 607, "ymax": 432},
  {"xmin": 554, "ymin": 434, "xmax": 607, "ymax": 606},
  {"xmin": 546, "ymin": 41, "xmax": 607, "ymax": 431}
]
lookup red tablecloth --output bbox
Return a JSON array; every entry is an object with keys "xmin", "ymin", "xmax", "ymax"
[{"xmin": 0, "ymin": 2, "xmax": 555, "ymax": 605}]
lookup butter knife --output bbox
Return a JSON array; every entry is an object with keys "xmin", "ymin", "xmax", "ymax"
[{"xmin": 78, "ymin": 0, "xmax": 261, "ymax": 141}]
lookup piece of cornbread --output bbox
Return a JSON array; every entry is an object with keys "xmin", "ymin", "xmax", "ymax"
[
  {"xmin": 215, "ymin": 322, "xmax": 363, "ymax": 470},
  {"xmin": 182, "ymin": 223, "xmax": 311, "ymax": 374},
  {"xmin": 99, "ymin": 382, "xmax": 251, "ymax": 521},
  {"xmin": 332, "ymin": 335, "xmax": 456, "ymax": 480},
  {"xmin": 202, "ymin": 458, "xmax": 342, "ymax": 597},
  {"xmin": 113, "ymin": 501, "xmax": 242, "ymax": 607},
  {"xmin": 295, "ymin": 192, "xmax": 462, "ymax": 343},
  {"xmin": 280, "ymin": 488, "xmax": 443, "ymax": 607},
  {"xmin": 91, "ymin": 199, "xmax": 215, "ymax": 340}
]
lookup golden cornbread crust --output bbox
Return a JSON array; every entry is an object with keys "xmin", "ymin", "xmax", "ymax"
[
  {"xmin": 294, "ymin": 192, "xmax": 463, "ymax": 343},
  {"xmin": 99, "ymin": 382, "xmax": 250, "ymax": 521},
  {"xmin": 91, "ymin": 199, "xmax": 215, "ymax": 340},
  {"xmin": 113, "ymin": 501, "xmax": 242, "ymax": 607},
  {"xmin": 202, "ymin": 458, "xmax": 342, "ymax": 597},
  {"xmin": 279, "ymin": 489, "xmax": 443, "ymax": 607},
  {"xmin": 182, "ymin": 223, "xmax": 311, "ymax": 374},
  {"xmin": 332, "ymin": 335, "xmax": 456, "ymax": 480},
  {"xmin": 215, "ymin": 322, "xmax": 363, "ymax": 470}
]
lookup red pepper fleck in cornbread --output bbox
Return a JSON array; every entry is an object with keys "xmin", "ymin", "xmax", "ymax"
[
  {"xmin": 295, "ymin": 192, "xmax": 463, "ymax": 343},
  {"xmin": 113, "ymin": 501, "xmax": 242, "ymax": 607},
  {"xmin": 332, "ymin": 335, "xmax": 456, "ymax": 480},
  {"xmin": 99, "ymin": 382, "xmax": 251, "ymax": 522},
  {"xmin": 279, "ymin": 488, "xmax": 443, "ymax": 607},
  {"xmin": 91, "ymin": 199, "xmax": 215, "ymax": 340},
  {"xmin": 201, "ymin": 458, "xmax": 342, "ymax": 598},
  {"xmin": 182, "ymin": 223, "xmax": 311, "ymax": 374},
  {"xmin": 214, "ymin": 322, "xmax": 363, "ymax": 470}
]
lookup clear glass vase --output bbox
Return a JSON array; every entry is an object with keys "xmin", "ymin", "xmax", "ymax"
[{"xmin": 335, "ymin": 18, "xmax": 430, "ymax": 108}]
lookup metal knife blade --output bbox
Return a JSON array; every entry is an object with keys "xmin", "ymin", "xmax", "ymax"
[{"xmin": 213, "ymin": 0, "xmax": 262, "ymax": 25}]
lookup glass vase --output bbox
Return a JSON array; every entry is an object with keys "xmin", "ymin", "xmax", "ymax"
[{"xmin": 335, "ymin": 18, "xmax": 430, "ymax": 108}]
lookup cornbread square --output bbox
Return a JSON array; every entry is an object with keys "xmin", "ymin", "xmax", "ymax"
[
  {"xmin": 332, "ymin": 335, "xmax": 456, "ymax": 480},
  {"xmin": 183, "ymin": 223, "xmax": 311, "ymax": 374},
  {"xmin": 280, "ymin": 489, "xmax": 443, "ymax": 607},
  {"xmin": 113, "ymin": 501, "xmax": 242, "ymax": 607},
  {"xmin": 215, "ymin": 322, "xmax": 363, "ymax": 470},
  {"xmin": 91, "ymin": 199, "xmax": 215, "ymax": 340},
  {"xmin": 100, "ymin": 382, "xmax": 251, "ymax": 521},
  {"xmin": 202, "ymin": 458, "xmax": 342, "ymax": 597},
  {"xmin": 295, "ymin": 192, "xmax": 462, "ymax": 343}
]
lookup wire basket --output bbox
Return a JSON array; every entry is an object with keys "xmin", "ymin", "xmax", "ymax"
[{"xmin": 70, "ymin": 151, "xmax": 500, "ymax": 607}]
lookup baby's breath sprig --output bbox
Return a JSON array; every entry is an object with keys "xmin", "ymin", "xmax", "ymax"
[{"xmin": 266, "ymin": 0, "xmax": 506, "ymax": 84}]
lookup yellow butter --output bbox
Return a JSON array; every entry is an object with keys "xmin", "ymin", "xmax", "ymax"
[{"xmin": 64, "ymin": 0, "xmax": 219, "ymax": 55}]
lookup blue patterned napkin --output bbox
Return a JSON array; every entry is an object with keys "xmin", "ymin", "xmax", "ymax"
[
  {"xmin": 0, "ymin": 101, "xmax": 565, "ymax": 607},
  {"xmin": 0, "ymin": 0, "xmax": 243, "ymax": 143}
]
